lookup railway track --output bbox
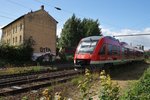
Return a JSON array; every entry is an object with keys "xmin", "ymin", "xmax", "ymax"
[
  {"xmin": 0, "ymin": 65, "xmax": 75, "ymax": 79},
  {"xmin": 0, "ymin": 69, "xmax": 83, "ymax": 96}
]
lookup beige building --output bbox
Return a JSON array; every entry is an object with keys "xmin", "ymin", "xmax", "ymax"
[{"xmin": 1, "ymin": 5, "xmax": 57, "ymax": 59}]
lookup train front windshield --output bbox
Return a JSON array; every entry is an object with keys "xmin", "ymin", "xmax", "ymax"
[{"xmin": 76, "ymin": 40, "xmax": 98, "ymax": 54}]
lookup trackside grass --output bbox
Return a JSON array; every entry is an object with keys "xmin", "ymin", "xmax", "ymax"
[
  {"xmin": 0, "ymin": 66, "xmax": 51, "ymax": 76},
  {"xmin": 121, "ymin": 66, "xmax": 150, "ymax": 100}
]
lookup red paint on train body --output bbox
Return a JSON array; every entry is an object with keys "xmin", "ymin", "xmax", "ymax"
[{"xmin": 74, "ymin": 36, "xmax": 144, "ymax": 66}]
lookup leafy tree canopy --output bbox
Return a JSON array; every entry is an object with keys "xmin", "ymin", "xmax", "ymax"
[{"xmin": 59, "ymin": 14, "xmax": 102, "ymax": 48}]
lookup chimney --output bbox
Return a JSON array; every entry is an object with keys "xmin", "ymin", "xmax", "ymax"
[{"xmin": 41, "ymin": 5, "xmax": 44, "ymax": 10}]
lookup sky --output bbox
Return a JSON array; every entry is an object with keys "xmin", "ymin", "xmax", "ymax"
[{"xmin": 0, "ymin": 0, "xmax": 150, "ymax": 50}]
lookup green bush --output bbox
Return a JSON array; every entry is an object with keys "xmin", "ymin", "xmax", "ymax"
[
  {"xmin": 0, "ymin": 37, "xmax": 34, "ymax": 65},
  {"xmin": 0, "ymin": 59, "xmax": 6, "ymax": 67},
  {"xmin": 99, "ymin": 70, "xmax": 120, "ymax": 100},
  {"xmin": 66, "ymin": 55, "xmax": 74, "ymax": 62},
  {"xmin": 122, "ymin": 67, "xmax": 150, "ymax": 100},
  {"xmin": 78, "ymin": 69, "xmax": 93, "ymax": 100}
]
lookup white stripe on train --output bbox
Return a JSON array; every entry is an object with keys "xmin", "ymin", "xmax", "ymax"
[{"xmin": 90, "ymin": 58, "xmax": 144, "ymax": 65}]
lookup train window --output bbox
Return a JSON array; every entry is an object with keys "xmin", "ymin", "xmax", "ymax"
[
  {"xmin": 122, "ymin": 47, "xmax": 125, "ymax": 55},
  {"xmin": 76, "ymin": 40, "xmax": 98, "ymax": 54},
  {"xmin": 118, "ymin": 46, "xmax": 120, "ymax": 55},
  {"xmin": 108, "ymin": 44, "xmax": 113, "ymax": 55},
  {"xmin": 99, "ymin": 44, "xmax": 106, "ymax": 55},
  {"xmin": 124, "ymin": 48, "xmax": 127, "ymax": 57},
  {"xmin": 125, "ymin": 48, "xmax": 130, "ymax": 57},
  {"xmin": 127, "ymin": 48, "xmax": 130, "ymax": 55},
  {"xmin": 112, "ymin": 45, "xmax": 117, "ymax": 55},
  {"xmin": 130, "ymin": 49, "xmax": 134, "ymax": 57}
]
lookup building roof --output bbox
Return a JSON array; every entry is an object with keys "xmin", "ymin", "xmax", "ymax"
[{"xmin": 1, "ymin": 5, "xmax": 58, "ymax": 29}]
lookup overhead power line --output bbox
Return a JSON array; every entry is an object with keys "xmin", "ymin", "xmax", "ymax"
[
  {"xmin": 0, "ymin": 15, "xmax": 14, "ymax": 20},
  {"xmin": 34, "ymin": 0, "xmax": 85, "ymax": 17},
  {"xmin": 1, "ymin": 0, "xmax": 150, "ymax": 33},
  {"xmin": 7, "ymin": 0, "xmax": 31, "ymax": 10},
  {"xmin": 113, "ymin": 33, "xmax": 150, "ymax": 37}
]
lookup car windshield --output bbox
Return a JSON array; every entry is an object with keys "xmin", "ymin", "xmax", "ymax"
[{"xmin": 76, "ymin": 40, "xmax": 98, "ymax": 54}]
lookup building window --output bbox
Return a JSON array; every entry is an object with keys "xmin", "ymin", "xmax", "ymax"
[
  {"xmin": 13, "ymin": 38, "xmax": 14, "ymax": 44},
  {"xmin": 20, "ymin": 35, "xmax": 22, "ymax": 43},
  {"xmin": 15, "ymin": 37, "xmax": 17, "ymax": 43},
  {"xmin": 13, "ymin": 28, "xmax": 14, "ymax": 34},
  {"xmin": 16, "ymin": 26, "xmax": 17, "ymax": 33},
  {"xmin": 8, "ymin": 39, "xmax": 10, "ymax": 44},
  {"xmin": 20, "ymin": 23, "xmax": 22, "ymax": 31}
]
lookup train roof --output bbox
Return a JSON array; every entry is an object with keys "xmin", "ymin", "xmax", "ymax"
[
  {"xmin": 81, "ymin": 36, "xmax": 119, "ymax": 41},
  {"xmin": 134, "ymin": 47, "xmax": 144, "ymax": 52},
  {"xmin": 81, "ymin": 36, "xmax": 144, "ymax": 52},
  {"xmin": 81, "ymin": 36, "xmax": 102, "ymax": 41},
  {"xmin": 122, "ymin": 43, "xmax": 144, "ymax": 52}
]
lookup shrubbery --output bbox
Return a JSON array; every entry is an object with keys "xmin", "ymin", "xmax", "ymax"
[
  {"xmin": 78, "ymin": 69, "xmax": 93, "ymax": 100},
  {"xmin": 122, "ymin": 67, "xmax": 150, "ymax": 100},
  {"xmin": 0, "ymin": 37, "xmax": 34, "ymax": 66},
  {"xmin": 99, "ymin": 70, "xmax": 119, "ymax": 100}
]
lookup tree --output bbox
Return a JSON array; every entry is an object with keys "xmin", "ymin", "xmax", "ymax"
[
  {"xmin": 59, "ymin": 14, "xmax": 83, "ymax": 48},
  {"xmin": 82, "ymin": 18, "xmax": 101, "ymax": 36},
  {"xmin": 59, "ymin": 14, "xmax": 102, "ymax": 48}
]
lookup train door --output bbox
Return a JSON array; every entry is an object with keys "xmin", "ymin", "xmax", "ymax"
[
  {"xmin": 99, "ymin": 44, "xmax": 107, "ymax": 61},
  {"xmin": 112, "ymin": 45, "xmax": 118, "ymax": 60},
  {"xmin": 107, "ymin": 44, "xmax": 113, "ymax": 60}
]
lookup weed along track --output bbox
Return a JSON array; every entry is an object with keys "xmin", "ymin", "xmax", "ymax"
[
  {"xmin": 0, "ymin": 64, "xmax": 75, "ymax": 79},
  {"xmin": 0, "ymin": 69, "xmax": 83, "ymax": 96}
]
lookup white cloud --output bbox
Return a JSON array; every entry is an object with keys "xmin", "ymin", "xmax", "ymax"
[
  {"xmin": 102, "ymin": 27, "xmax": 150, "ymax": 50},
  {"xmin": 144, "ymin": 28, "xmax": 150, "ymax": 33}
]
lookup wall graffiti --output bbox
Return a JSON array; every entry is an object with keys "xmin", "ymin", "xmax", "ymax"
[{"xmin": 40, "ymin": 47, "xmax": 51, "ymax": 53}]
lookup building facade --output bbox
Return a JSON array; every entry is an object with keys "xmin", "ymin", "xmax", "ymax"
[{"xmin": 1, "ymin": 6, "xmax": 57, "ymax": 59}]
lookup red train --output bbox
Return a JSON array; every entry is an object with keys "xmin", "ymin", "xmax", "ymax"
[{"xmin": 74, "ymin": 36, "xmax": 144, "ymax": 66}]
